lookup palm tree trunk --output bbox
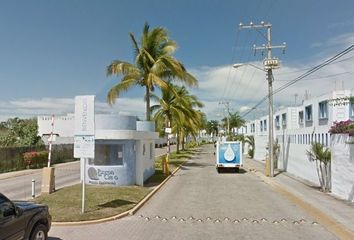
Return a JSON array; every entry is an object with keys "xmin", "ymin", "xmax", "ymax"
[
  {"xmin": 146, "ymin": 86, "xmax": 151, "ymax": 121},
  {"xmin": 176, "ymin": 127, "xmax": 180, "ymax": 153}
]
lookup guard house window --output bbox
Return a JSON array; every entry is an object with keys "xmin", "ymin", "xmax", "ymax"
[
  {"xmin": 319, "ymin": 101, "xmax": 328, "ymax": 119},
  {"xmin": 93, "ymin": 144, "xmax": 124, "ymax": 166},
  {"xmin": 275, "ymin": 115, "xmax": 280, "ymax": 129},
  {"xmin": 260, "ymin": 120, "xmax": 263, "ymax": 131},
  {"xmin": 282, "ymin": 113, "xmax": 287, "ymax": 129},
  {"xmin": 299, "ymin": 111, "xmax": 304, "ymax": 125},
  {"xmin": 263, "ymin": 119, "xmax": 267, "ymax": 131}
]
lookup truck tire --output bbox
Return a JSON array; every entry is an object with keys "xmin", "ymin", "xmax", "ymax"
[{"xmin": 30, "ymin": 224, "xmax": 48, "ymax": 240}]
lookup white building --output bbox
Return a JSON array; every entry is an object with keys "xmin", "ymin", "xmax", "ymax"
[{"xmin": 241, "ymin": 89, "xmax": 354, "ymax": 185}]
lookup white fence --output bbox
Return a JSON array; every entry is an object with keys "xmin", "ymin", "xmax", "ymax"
[{"xmin": 253, "ymin": 132, "xmax": 354, "ymax": 202}]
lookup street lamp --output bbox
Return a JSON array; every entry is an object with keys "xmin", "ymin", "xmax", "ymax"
[{"xmin": 233, "ymin": 62, "xmax": 275, "ymax": 177}]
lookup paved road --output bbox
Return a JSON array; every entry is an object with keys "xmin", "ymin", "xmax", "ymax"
[
  {"xmin": 0, "ymin": 146, "xmax": 173, "ymax": 200},
  {"xmin": 49, "ymin": 145, "xmax": 338, "ymax": 240}
]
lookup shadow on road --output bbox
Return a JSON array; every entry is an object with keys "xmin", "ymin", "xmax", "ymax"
[
  {"xmin": 49, "ymin": 237, "xmax": 63, "ymax": 240},
  {"xmin": 182, "ymin": 161, "xmax": 214, "ymax": 168},
  {"xmin": 217, "ymin": 168, "xmax": 247, "ymax": 174}
]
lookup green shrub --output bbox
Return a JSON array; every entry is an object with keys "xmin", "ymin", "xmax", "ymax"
[
  {"xmin": 186, "ymin": 141, "xmax": 197, "ymax": 149},
  {"xmin": 248, "ymin": 148, "xmax": 254, "ymax": 158},
  {"xmin": 23, "ymin": 151, "xmax": 48, "ymax": 169}
]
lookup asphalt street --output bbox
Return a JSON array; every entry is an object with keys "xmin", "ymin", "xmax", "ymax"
[
  {"xmin": 49, "ymin": 145, "xmax": 338, "ymax": 240},
  {"xmin": 0, "ymin": 146, "xmax": 172, "ymax": 200}
]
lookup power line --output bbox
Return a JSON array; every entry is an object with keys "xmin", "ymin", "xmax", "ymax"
[
  {"xmin": 275, "ymin": 71, "xmax": 354, "ymax": 81},
  {"xmin": 241, "ymin": 44, "xmax": 354, "ymax": 118}
]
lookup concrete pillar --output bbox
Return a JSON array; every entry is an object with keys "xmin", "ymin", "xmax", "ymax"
[{"xmin": 41, "ymin": 167, "xmax": 55, "ymax": 194}]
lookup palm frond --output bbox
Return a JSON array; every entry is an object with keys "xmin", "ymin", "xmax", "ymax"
[
  {"xmin": 107, "ymin": 61, "xmax": 139, "ymax": 76},
  {"xmin": 107, "ymin": 76, "xmax": 138, "ymax": 105}
]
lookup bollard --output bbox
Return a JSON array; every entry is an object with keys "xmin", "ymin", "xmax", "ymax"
[{"xmin": 31, "ymin": 179, "xmax": 35, "ymax": 199}]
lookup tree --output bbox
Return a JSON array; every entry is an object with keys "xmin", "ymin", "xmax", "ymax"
[
  {"xmin": 151, "ymin": 83, "xmax": 204, "ymax": 152},
  {"xmin": 245, "ymin": 135, "xmax": 255, "ymax": 158},
  {"xmin": 206, "ymin": 120, "xmax": 219, "ymax": 135},
  {"xmin": 0, "ymin": 118, "xmax": 43, "ymax": 147},
  {"xmin": 306, "ymin": 142, "xmax": 331, "ymax": 192},
  {"xmin": 106, "ymin": 22, "xmax": 197, "ymax": 120},
  {"xmin": 221, "ymin": 111, "xmax": 245, "ymax": 135}
]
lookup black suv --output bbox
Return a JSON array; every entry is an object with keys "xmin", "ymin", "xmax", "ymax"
[{"xmin": 0, "ymin": 193, "xmax": 51, "ymax": 240}]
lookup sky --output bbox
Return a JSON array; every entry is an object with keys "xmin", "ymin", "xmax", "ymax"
[{"xmin": 1, "ymin": 0, "xmax": 354, "ymax": 121}]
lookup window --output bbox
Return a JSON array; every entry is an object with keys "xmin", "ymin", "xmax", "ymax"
[
  {"xmin": 0, "ymin": 196, "xmax": 15, "ymax": 219},
  {"xmin": 282, "ymin": 113, "xmax": 287, "ymax": 128},
  {"xmin": 275, "ymin": 116, "xmax": 280, "ymax": 129},
  {"xmin": 350, "ymin": 101, "xmax": 354, "ymax": 119},
  {"xmin": 299, "ymin": 111, "xmax": 304, "ymax": 125},
  {"xmin": 260, "ymin": 121, "xmax": 263, "ymax": 131},
  {"xmin": 305, "ymin": 105, "xmax": 312, "ymax": 121},
  {"xmin": 92, "ymin": 144, "xmax": 124, "ymax": 166},
  {"xmin": 319, "ymin": 101, "xmax": 328, "ymax": 119},
  {"xmin": 263, "ymin": 120, "xmax": 267, "ymax": 131}
]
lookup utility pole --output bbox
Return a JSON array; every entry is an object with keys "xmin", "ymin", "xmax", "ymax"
[
  {"xmin": 239, "ymin": 21, "xmax": 286, "ymax": 177},
  {"xmin": 219, "ymin": 101, "xmax": 230, "ymax": 135}
]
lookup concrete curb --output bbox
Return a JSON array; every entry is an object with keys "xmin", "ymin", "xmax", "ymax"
[
  {"xmin": 245, "ymin": 164, "xmax": 354, "ymax": 239},
  {"xmin": 52, "ymin": 161, "xmax": 186, "ymax": 226}
]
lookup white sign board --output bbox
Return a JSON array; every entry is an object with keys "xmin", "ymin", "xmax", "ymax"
[
  {"xmin": 74, "ymin": 95, "xmax": 95, "ymax": 158},
  {"xmin": 165, "ymin": 127, "xmax": 172, "ymax": 133},
  {"xmin": 74, "ymin": 135, "xmax": 95, "ymax": 158},
  {"xmin": 75, "ymin": 95, "xmax": 95, "ymax": 135}
]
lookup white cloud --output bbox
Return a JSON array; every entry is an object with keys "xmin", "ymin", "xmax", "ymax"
[
  {"xmin": 189, "ymin": 32, "xmax": 354, "ymax": 120},
  {"xmin": 2, "ymin": 33, "xmax": 354, "ymax": 123},
  {"xmin": 0, "ymin": 97, "xmax": 146, "ymax": 122}
]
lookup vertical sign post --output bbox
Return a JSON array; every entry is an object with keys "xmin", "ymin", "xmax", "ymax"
[
  {"xmin": 74, "ymin": 95, "xmax": 95, "ymax": 214},
  {"xmin": 47, "ymin": 115, "xmax": 55, "ymax": 168}
]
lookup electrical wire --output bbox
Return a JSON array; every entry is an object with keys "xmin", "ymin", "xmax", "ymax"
[{"xmin": 241, "ymin": 44, "xmax": 354, "ymax": 118}]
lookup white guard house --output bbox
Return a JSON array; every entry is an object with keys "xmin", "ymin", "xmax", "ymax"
[{"xmin": 38, "ymin": 114, "xmax": 158, "ymax": 186}]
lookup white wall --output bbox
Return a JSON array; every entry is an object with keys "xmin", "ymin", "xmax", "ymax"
[
  {"xmin": 136, "ymin": 140, "xmax": 155, "ymax": 186},
  {"xmin": 37, "ymin": 114, "xmax": 74, "ymax": 137},
  {"xmin": 254, "ymin": 135, "xmax": 267, "ymax": 161},
  {"xmin": 331, "ymin": 134, "xmax": 354, "ymax": 202}
]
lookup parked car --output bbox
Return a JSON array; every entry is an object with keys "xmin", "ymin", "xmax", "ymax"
[{"xmin": 0, "ymin": 193, "xmax": 51, "ymax": 240}]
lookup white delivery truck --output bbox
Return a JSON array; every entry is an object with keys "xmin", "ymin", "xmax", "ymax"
[{"xmin": 216, "ymin": 141, "xmax": 242, "ymax": 173}]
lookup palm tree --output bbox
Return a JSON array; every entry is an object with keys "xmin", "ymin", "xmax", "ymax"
[
  {"xmin": 306, "ymin": 142, "xmax": 331, "ymax": 192},
  {"xmin": 221, "ymin": 111, "xmax": 245, "ymax": 135},
  {"xmin": 106, "ymin": 22, "xmax": 197, "ymax": 120},
  {"xmin": 206, "ymin": 120, "xmax": 219, "ymax": 139},
  {"xmin": 151, "ymin": 83, "xmax": 204, "ymax": 152}
]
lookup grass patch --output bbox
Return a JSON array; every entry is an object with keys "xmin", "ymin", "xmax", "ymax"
[
  {"xmin": 36, "ymin": 147, "xmax": 199, "ymax": 222},
  {"xmin": 36, "ymin": 184, "xmax": 150, "ymax": 222}
]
